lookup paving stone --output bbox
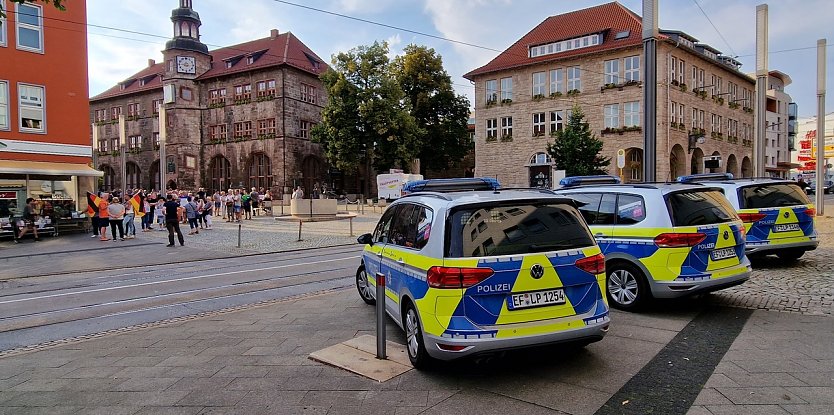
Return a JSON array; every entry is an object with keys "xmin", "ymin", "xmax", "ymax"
[
  {"xmin": 779, "ymin": 404, "xmax": 834, "ymax": 415},
  {"xmin": 692, "ymin": 388, "xmax": 733, "ymax": 405},
  {"xmin": 175, "ymin": 390, "xmax": 248, "ymax": 407},
  {"xmin": 715, "ymin": 386, "xmax": 806, "ymax": 405},
  {"xmin": 704, "ymin": 404, "xmax": 792, "ymax": 415},
  {"xmin": 783, "ymin": 386, "xmax": 834, "ymax": 404}
]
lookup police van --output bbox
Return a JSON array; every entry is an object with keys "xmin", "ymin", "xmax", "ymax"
[
  {"xmin": 676, "ymin": 173, "xmax": 818, "ymax": 261},
  {"xmin": 355, "ymin": 189, "xmax": 609, "ymax": 367},
  {"xmin": 555, "ymin": 176, "xmax": 751, "ymax": 311}
]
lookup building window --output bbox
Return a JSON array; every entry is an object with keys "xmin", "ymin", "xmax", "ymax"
[
  {"xmin": 530, "ymin": 152, "xmax": 551, "ymax": 165},
  {"xmin": 692, "ymin": 107, "xmax": 698, "ymax": 129},
  {"xmin": 699, "ymin": 110, "xmax": 705, "ymax": 129},
  {"xmin": 485, "ymin": 79, "xmax": 497, "ymax": 104},
  {"xmin": 128, "ymin": 135, "xmax": 142, "ymax": 149},
  {"xmin": 301, "ymin": 83, "xmax": 317, "ymax": 104},
  {"xmin": 0, "ymin": 81, "xmax": 9, "ymax": 130},
  {"xmin": 101, "ymin": 165, "xmax": 115, "ymax": 190},
  {"xmin": 624, "ymin": 101, "xmax": 640, "ymax": 127},
  {"xmin": 679, "ymin": 103, "xmax": 685, "ymax": 126},
  {"xmin": 532, "ymin": 72, "xmax": 546, "ymax": 97},
  {"xmin": 567, "ymin": 66, "xmax": 581, "ymax": 91},
  {"xmin": 233, "ymin": 121, "xmax": 252, "ymax": 138},
  {"xmin": 94, "ymin": 108, "xmax": 106, "ymax": 122},
  {"xmin": 257, "ymin": 118, "xmax": 277, "ymax": 136},
  {"xmin": 671, "ymin": 102, "xmax": 678, "ymax": 124},
  {"xmin": 248, "ymin": 153, "xmax": 272, "ymax": 190},
  {"xmin": 297, "ymin": 119, "xmax": 309, "ymax": 138},
  {"xmin": 209, "ymin": 124, "xmax": 227, "ymax": 140},
  {"xmin": 500, "ymin": 77, "xmax": 512, "ymax": 101},
  {"xmin": 15, "ymin": 3, "xmax": 43, "ymax": 53},
  {"xmin": 678, "ymin": 59, "xmax": 685, "ymax": 85},
  {"xmin": 209, "ymin": 88, "xmax": 226, "ymax": 105},
  {"xmin": 110, "ymin": 106, "xmax": 121, "ymax": 120},
  {"xmin": 153, "ymin": 132, "xmax": 160, "ymax": 146},
  {"xmin": 716, "ymin": 115, "xmax": 722, "ymax": 134},
  {"xmin": 127, "ymin": 103, "xmax": 140, "ymax": 117},
  {"xmin": 532, "ymin": 112, "xmax": 545, "ymax": 136},
  {"xmin": 549, "ymin": 110, "xmax": 564, "ymax": 134},
  {"xmin": 603, "ymin": 59, "xmax": 619, "ymax": 84},
  {"xmin": 486, "ymin": 118, "xmax": 497, "ymax": 139},
  {"xmin": 152, "ymin": 99, "xmax": 163, "ymax": 113},
  {"xmin": 126, "ymin": 163, "xmax": 140, "ymax": 190},
  {"xmin": 18, "ymin": 83, "xmax": 45, "ymax": 132},
  {"xmin": 549, "ymin": 69, "xmax": 563, "ymax": 95},
  {"xmin": 631, "ymin": 166, "xmax": 641, "ymax": 181},
  {"xmin": 624, "ymin": 56, "xmax": 640, "ymax": 82},
  {"xmin": 233, "ymin": 84, "xmax": 251, "ymax": 101},
  {"xmin": 500, "ymin": 116, "xmax": 513, "ymax": 138},
  {"xmin": 604, "ymin": 104, "xmax": 619, "ymax": 129},
  {"xmin": 210, "ymin": 155, "xmax": 232, "ymax": 192},
  {"xmin": 528, "ymin": 33, "xmax": 599, "ymax": 58},
  {"xmin": 111, "ymin": 137, "xmax": 119, "ymax": 151},
  {"xmin": 98, "ymin": 139, "xmax": 107, "ymax": 152},
  {"xmin": 670, "ymin": 56, "xmax": 677, "ymax": 83},
  {"xmin": 257, "ymin": 79, "xmax": 276, "ymax": 97},
  {"xmin": 0, "ymin": 15, "xmax": 7, "ymax": 47}
]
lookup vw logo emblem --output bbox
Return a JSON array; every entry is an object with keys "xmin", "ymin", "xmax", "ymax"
[
  {"xmin": 783, "ymin": 211, "xmax": 790, "ymax": 218},
  {"xmin": 723, "ymin": 230, "xmax": 729, "ymax": 240},
  {"xmin": 530, "ymin": 264, "xmax": 545, "ymax": 279}
]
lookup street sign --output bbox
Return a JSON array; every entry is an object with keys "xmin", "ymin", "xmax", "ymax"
[{"xmin": 617, "ymin": 149, "xmax": 626, "ymax": 169}]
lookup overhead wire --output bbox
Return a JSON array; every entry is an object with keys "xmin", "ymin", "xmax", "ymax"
[{"xmin": 691, "ymin": 0, "xmax": 737, "ymax": 57}]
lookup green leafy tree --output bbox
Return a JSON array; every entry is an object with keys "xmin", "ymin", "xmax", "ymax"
[
  {"xmin": 0, "ymin": 1, "xmax": 64, "ymax": 19},
  {"xmin": 547, "ymin": 105, "xmax": 610, "ymax": 176},
  {"xmin": 392, "ymin": 45, "xmax": 471, "ymax": 175},
  {"xmin": 311, "ymin": 42, "xmax": 420, "ymax": 194}
]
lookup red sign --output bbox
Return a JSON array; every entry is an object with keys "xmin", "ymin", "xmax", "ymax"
[
  {"xmin": 801, "ymin": 140, "xmax": 812, "ymax": 149},
  {"xmin": 0, "ymin": 192, "xmax": 17, "ymax": 199}
]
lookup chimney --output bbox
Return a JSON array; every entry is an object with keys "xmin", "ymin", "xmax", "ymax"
[
  {"xmin": 148, "ymin": 58, "xmax": 156, "ymax": 67},
  {"xmin": 270, "ymin": 29, "xmax": 279, "ymax": 39}
]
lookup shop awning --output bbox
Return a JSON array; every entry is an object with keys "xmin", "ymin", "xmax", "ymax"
[{"xmin": 0, "ymin": 160, "xmax": 104, "ymax": 177}]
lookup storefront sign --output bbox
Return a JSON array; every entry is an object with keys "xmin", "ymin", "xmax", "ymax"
[{"xmin": 0, "ymin": 192, "xmax": 16, "ymax": 199}]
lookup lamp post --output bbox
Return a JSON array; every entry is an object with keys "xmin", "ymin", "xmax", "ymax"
[
  {"xmin": 642, "ymin": 0, "xmax": 658, "ymax": 182},
  {"xmin": 118, "ymin": 114, "xmax": 127, "ymax": 195},
  {"xmin": 158, "ymin": 104, "xmax": 167, "ymax": 194},
  {"xmin": 815, "ymin": 39, "xmax": 826, "ymax": 215}
]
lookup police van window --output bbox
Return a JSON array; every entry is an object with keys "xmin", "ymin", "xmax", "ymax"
[
  {"xmin": 739, "ymin": 183, "xmax": 811, "ymax": 209},
  {"xmin": 616, "ymin": 194, "xmax": 646, "ymax": 225},
  {"xmin": 667, "ymin": 190, "xmax": 737, "ymax": 226},
  {"xmin": 389, "ymin": 203, "xmax": 417, "ymax": 248},
  {"xmin": 570, "ymin": 193, "xmax": 602, "ymax": 224},
  {"xmin": 373, "ymin": 205, "xmax": 398, "ymax": 243},
  {"xmin": 596, "ymin": 194, "xmax": 617, "ymax": 225},
  {"xmin": 446, "ymin": 202, "xmax": 595, "ymax": 258},
  {"xmin": 413, "ymin": 206, "xmax": 434, "ymax": 250}
]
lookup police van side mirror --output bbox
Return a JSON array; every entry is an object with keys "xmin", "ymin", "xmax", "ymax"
[{"xmin": 357, "ymin": 233, "xmax": 373, "ymax": 246}]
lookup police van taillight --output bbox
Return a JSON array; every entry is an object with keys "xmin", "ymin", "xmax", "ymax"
[
  {"xmin": 575, "ymin": 253, "xmax": 605, "ymax": 275},
  {"xmin": 427, "ymin": 267, "xmax": 494, "ymax": 288},
  {"xmin": 738, "ymin": 213, "xmax": 767, "ymax": 223},
  {"xmin": 654, "ymin": 233, "xmax": 707, "ymax": 248}
]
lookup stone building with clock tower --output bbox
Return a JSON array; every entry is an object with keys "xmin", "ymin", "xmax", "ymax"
[{"xmin": 90, "ymin": 0, "xmax": 332, "ymax": 195}]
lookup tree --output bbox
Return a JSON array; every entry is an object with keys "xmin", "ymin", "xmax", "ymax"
[
  {"xmin": 392, "ymin": 45, "xmax": 471, "ymax": 175},
  {"xmin": 311, "ymin": 42, "xmax": 420, "ymax": 194},
  {"xmin": 0, "ymin": 1, "xmax": 64, "ymax": 19},
  {"xmin": 547, "ymin": 105, "xmax": 610, "ymax": 176}
]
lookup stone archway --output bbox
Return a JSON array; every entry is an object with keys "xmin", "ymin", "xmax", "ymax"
[
  {"xmin": 149, "ymin": 160, "xmax": 160, "ymax": 192},
  {"xmin": 670, "ymin": 144, "xmax": 686, "ymax": 181},
  {"xmin": 707, "ymin": 151, "xmax": 722, "ymax": 173},
  {"xmin": 624, "ymin": 147, "xmax": 643, "ymax": 183},
  {"xmin": 741, "ymin": 156, "xmax": 752, "ymax": 178},
  {"xmin": 301, "ymin": 155, "xmax": 325, "ymax": 196},
  {"xmin": 726, "ymin": 154, "xmax": 738, "ymax": 177},
  {"xmin": 690, "ymin": 148, "xmax": 705, "ymax": 174}
]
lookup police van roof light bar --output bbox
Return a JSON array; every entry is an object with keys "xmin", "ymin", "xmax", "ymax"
[
  {"xmin": 675, "ymin": 173, "xmax": 734, "ymax": 183},
  {"xmin": 559, "ymin": 175, "xmax": 622, "ymax": 188}
]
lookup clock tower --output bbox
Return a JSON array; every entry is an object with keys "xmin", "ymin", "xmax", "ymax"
[{"xmin": 160, "ymin": 0, "xmax": 210, "ymax": 190}]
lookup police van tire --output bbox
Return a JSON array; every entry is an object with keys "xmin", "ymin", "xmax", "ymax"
[
  {"xmin": 606, "ymin": 262, "xmax": 649, "ymax": 311},
  {"xmin": 356, "ymin": 266, "xmax": 376, "ymax": 305},
  {"xmin": 403, "ymin": 301, "xmax": 432, "ymax": 369},
  {"xmin": 776, "ymin": 249, "xmax": 804, "ymax": 262}
]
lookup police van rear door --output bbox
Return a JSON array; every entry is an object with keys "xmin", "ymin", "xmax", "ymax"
[{"xmin": 737, "ymin": 183, "xmax": 815, "ymax": 242}]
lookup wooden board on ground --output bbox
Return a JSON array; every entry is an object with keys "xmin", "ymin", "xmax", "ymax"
[{"xmin": 309, "ymin": 335, "xmax": 412, "ymax": 382}]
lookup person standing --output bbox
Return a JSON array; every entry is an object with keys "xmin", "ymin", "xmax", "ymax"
[
  {"xmin": 98, "ymin": 193, "xmax": 110, "ymax": 241},
  {"xmin": 163, "ymin": 194, "xmax": 184, "ymax": 247},
  {"xmin": 242, "ymin": 191, "xmax": 252, "ymax": 220},
  {"xmin": 233, "ymin": 189, "xmax": 242, "ymax": 222},
  {"xmin": 14, "ymin": 198, "xmax": 39, "ymax": 243},
  {"xmin": 225, "ymin": 191, "xmax": 234, "ymax": 222},
  {"xmin": 141, "ymin": 195, "xmax": 152, "ymax": 232},
  {"xmin": 107, "ymin": 197, "xmax": 126, "ymax": 241},
  {"xmin": 292, "ymin": 186, "xmax": 304, "ymax": 200},
  {"xmin": 185, "ymin": 196, "xmax": 199, "ymax": 235},
  {"xmin": 250, "ymin": 187, "xmax": 259, "ymax": 216},
  {"xmin": 123, "ymin": 198, "xmax": 136, "ymax": 239},
  {"xmin": 155, "ymin": 198, "xmax": 166, "ymax": 231},
  {"xmin": 202, "ymin": 195, "xmax": 214, "ymax": 230}
]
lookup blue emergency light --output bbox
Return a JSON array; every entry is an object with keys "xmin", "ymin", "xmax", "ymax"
[
  {"xmin": 675, "ymin": 173, "xmax": 734, "ymax": 183},
  {"xmin": 559, "ymin": 175, "xmax": 621, "ymax": 188}
]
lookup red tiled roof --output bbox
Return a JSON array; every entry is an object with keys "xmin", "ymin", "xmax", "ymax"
[
  {"xmin": 91, "ymin": 31, "xmax": 328, "ymax": 101},
  {"xmin": 463, "ymin": 2, "xmax": 643, "ymax": 79}
]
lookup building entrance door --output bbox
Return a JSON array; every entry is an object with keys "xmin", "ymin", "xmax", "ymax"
[{"xmin": 529, "ymin": 165, "xmax": 551, "ymax": 188}]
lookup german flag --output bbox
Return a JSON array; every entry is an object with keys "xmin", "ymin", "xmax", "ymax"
[
  {"xmin": 129, "ymin": 192, "xmax": 145, "ymax": 218},
  {"xmin": 86, "ymin": 192, "xmax": 102, "ymax": 216}
]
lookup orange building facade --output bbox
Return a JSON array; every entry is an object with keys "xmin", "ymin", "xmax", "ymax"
[{"xmin": 0, "ymin": 0, "xmax": 99, "ymax": 218}]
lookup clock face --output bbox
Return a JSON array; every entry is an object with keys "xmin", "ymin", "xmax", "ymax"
[{"xmin": 176, "ymin": 56, "xmax": 196, "ymax": 74}]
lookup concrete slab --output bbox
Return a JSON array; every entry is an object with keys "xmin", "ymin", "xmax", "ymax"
[{"xmin": 309, "ymin": 335, "xmax": 412, "ymax": 382}]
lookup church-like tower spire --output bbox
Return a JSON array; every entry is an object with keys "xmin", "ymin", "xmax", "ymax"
[{"xmin": 164, "ymin": 0, "xmax": 208, "ymax": 54}]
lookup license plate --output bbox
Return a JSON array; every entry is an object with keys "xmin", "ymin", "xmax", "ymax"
[
  {"xmin": 774, "ymin": 223, "xmax": 800, "ymax": 233},
  {"xmin": 710, "ymin": 247, "xmax": 737, "ymax": 261},
  {"xmin": 507, "ymin": 289, "xmax": 566, "ymax": 310}
]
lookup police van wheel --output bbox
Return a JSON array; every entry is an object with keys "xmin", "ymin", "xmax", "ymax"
[
  {"xmin": 776, "ymin": 249, "xmax": 804, "ymax": 262},
  {"xmin": 606, "ymin": 262, "xmax": 649, "ymax": 311},
  {"xmin": 404, "ymin": 302, "xmax": 432, "ymax": 369},
  {"xmin": 356, "ymin": 266, "xmax": 375, "ymax": 305}
]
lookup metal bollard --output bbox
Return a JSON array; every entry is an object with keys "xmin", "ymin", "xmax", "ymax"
[
  {"xmin": 375, "ymin": 272, "xmax": 387, "ymax": 359},
  {"xmin": 297, "ymin": 220, "xmax": 302, "ymax": 241},
  {"xmin": 349, "ymin": 217, "xmax": 353, "ymax": 236},
  {"xmin": 237, "ymin": 223, "xmax": 241, "ymax": 248}
]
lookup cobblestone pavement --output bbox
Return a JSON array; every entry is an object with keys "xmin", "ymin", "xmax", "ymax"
[{"xmin": 707, "ymin": 215, "xmax": 834, "ymax": 316}]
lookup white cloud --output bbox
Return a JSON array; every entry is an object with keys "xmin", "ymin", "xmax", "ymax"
[{"xmin": 333, "ymin": 0, "xmax": 398, "ymax": 14}]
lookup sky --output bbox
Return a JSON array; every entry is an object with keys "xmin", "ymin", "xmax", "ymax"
[{"xmin": 86, "ymin": 0, "xmax": 834, "ymax": 118}]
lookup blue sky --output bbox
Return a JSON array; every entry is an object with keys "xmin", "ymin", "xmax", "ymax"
[{"xmin": 87, "ymin": 0, "xmax": 834, "ymax": 117}]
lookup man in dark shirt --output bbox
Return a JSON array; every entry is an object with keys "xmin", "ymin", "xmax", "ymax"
[
  {"xmin": 163, "ymin": 194, "xmax": 184, "ymax": 247},
  {"xmin": 15, "ymin": 198, "xmax": 39, "ymax": 243}
]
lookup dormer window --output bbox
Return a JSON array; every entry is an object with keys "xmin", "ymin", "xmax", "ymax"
[
  {"xmin": 529, "ymin": 33, "xmax": 601, "ymax": 58},
  {"xmin": 223, "ymin": 54, "xmax": 244, "ymax": 68}
]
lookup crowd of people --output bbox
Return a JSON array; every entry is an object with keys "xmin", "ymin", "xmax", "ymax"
[{"xmin": 91, "ymin": 187, "xmax": 274, "ymax": 247}]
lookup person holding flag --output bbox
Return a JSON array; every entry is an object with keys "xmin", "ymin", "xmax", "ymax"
[
  {"xmin": 125, "ymin": 191, "xmax": 145, "ymax": 239},
  {"xmin": 86, "ymin": 192, "xmax": 102, "ymax": 238}
]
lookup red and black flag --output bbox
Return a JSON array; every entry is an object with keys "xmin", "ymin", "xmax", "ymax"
[
  {"xmin": 86, "ymin": 192, "xmax": 102, "ymax": 216},
  {"xmin": 129, "ymin": 192, "xmax": 145, "ymax": 217}
]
